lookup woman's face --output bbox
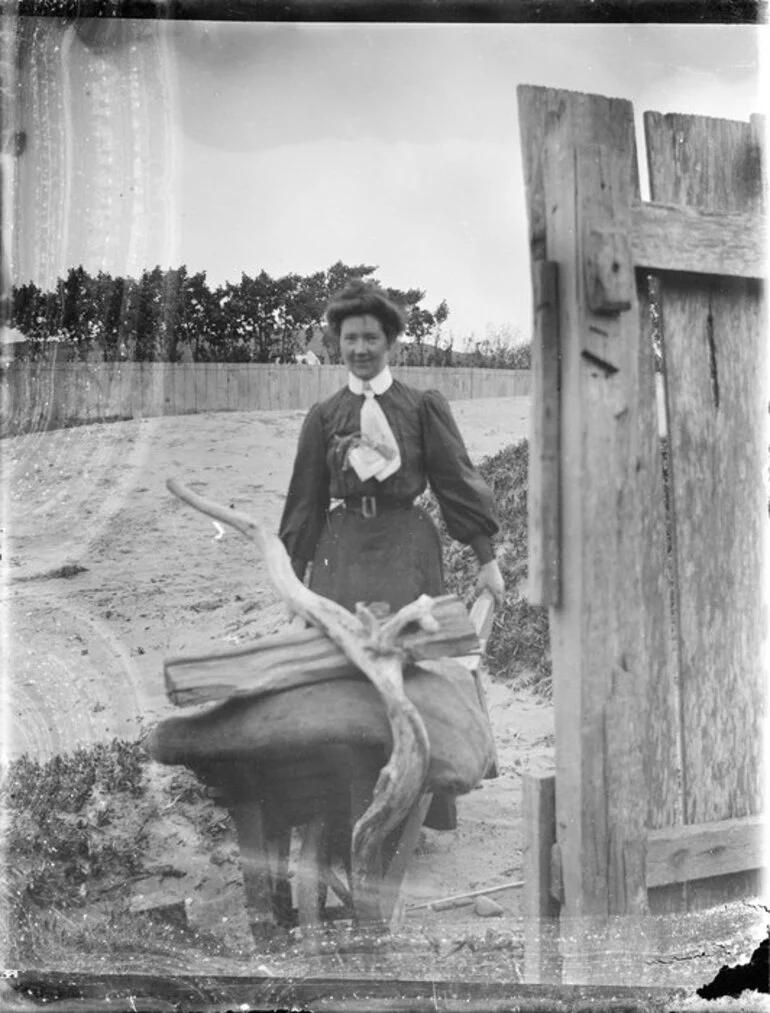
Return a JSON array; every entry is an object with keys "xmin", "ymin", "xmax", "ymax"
[{"xmin": 339, "ymin": 314, "xmax": 391, "ymax": 381}]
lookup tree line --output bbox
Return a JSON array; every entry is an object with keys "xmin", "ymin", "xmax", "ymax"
[{"xmin": 9, "ymin": 261, "xmax": 532, "ymax": 369}]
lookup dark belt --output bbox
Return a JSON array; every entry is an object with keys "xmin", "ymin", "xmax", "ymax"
[{"xmin": 343, "ymin": 495, "xmax": 414, "ymax": 519}]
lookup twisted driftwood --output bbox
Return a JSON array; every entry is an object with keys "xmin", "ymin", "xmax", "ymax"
[{"xmin": 165, "ymin": 478, "xmax": 432, "ymax": 922}]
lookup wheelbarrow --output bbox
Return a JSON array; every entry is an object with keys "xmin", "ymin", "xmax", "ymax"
[{"xmin": 147, "ymin": 480, "xmax": 498, "ymax": 944}]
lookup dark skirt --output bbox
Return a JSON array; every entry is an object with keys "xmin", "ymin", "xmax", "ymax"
[
  {"xmin": 309, "ymin": 502, "xmax": 445, "ymax": 614},
  {"xmin": 309, "ymin": 502, "xmax": 456, "ymax": 830}
]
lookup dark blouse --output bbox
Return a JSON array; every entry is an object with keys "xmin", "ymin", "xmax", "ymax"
[{"xmin": 279, "ymin": 380, "xmax": 499, "ymax": 574}]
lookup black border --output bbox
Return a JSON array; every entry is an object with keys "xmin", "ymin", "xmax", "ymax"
[{"xmin": 10, "ymin": 0, "xmax": 770, "ymax": 24}]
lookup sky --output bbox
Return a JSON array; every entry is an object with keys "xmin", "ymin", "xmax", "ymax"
[{"xmin": 16, "ymin": 19, "xmax": 766, "ymax": 345}]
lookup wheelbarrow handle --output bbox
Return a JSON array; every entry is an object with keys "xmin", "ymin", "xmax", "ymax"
[{"xmin": 469, "ymin": 589, "xmax": 496, "ymax": 651}]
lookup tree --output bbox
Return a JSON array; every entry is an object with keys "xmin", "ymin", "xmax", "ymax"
[
  {"xmin": 133, "ymin": 267, "xmax": 166, "ymax": 361},
  {"xmin": 11, "ymin": 281, "xmax": 50, "ymax": 342},
  {"xmin": 57, "ymin": 266, "xmax": 101, "ymax": 357},
  {"xmin": 9, "ymin": 262, "xmax": 454, "ymax": 365},
  {"xmin": 161, "ymin": 267, "xmax": 217, "ymax": 362}
]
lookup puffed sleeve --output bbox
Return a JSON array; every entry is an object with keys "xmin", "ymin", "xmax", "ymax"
[
  {"xmin": 279, "ymin": 403, "xmax": 330, "ymax": 579},
  {"xmin": 420, "ymin": 389, "xmax": 499, "ymax": 563}
]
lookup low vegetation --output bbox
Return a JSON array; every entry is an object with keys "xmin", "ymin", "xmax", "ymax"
[
  {"xmin": 425, "ymin": 438, "xmax": 551, "ymax": 695},
  {"xmin": 3, "ymin": 439, "xmax": 548, "ymax": 972}
]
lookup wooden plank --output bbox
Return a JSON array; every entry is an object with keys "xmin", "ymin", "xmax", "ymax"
[
  {"xmin": 84, "ymin": 365, "xmax": 101, "ymax": 423},
  {"xmin": 630, "ymin": 202, "xmax": 766, "ymax": 279},
  {"xmin": 211, "ymin": 361, "xmax": 228, "ymax": 411},
  {"xmin": 241, "ymin": 363, "xmax": 254, "ymax": 410},
  {"xmin": 146, "ymin": 361, "xmax": 166, "ymax": 419},
  {"xmin": 646, "ymin": 814, "xmax": 766, "ymax": 888},
  {"xmin": 165, "ymin": 595, "xmax": 480, "ymax": 707},
  {"xmin": 645, "ymin": 112, "xmax": 766, "ymax": 832},
  {"xmin": 645, "ymin": 110, "xmax": 766, "ymax": 911},
  {"xmin": 60, "ymin": 362, "xmax": 81, "ymax": 426},
  {"xmin": 162, "ymin": 360, "xmax": 176, "ymax": 416},
  {"xmin": 224, "ymin": 363, "xmax": 237, "ymax": 410},
  {"xmin": 550, "ymin": 135, "xmax": 645, "ymax": 917},
  {"xmin": 522, "ymin": 773, "xmax": 561, "ymax": 984},
  {"xmin": 468, "ymin": 588, "xmax": 495, "ymax": 653},
  {"xmin": 462, "ymin": 590, "xmax": 499, "ymax": 778},
  {"xmin": 127, "ymin": 362, "xmax": 141, "ymax": 419},
  {"xmin": 130, "ymin": 361, "xmax": 146, "ymax": 418},
  {"xmin": 527, "ymin": 259, "xmax": 560, "ymax": 607},
  {"xmin": 100, "ymin": 362, "xmax": 120, "ymax": 419},
  {"xmin": 517, "ymin": 84, "xmax": 641, "ymax": 265},
  {"xmin": 518, "ymin": 87, "xmax": 672, "ymax": 948},
  {"xmin": 637, "ymin": 278, "xmax": 683, "ymax": 841},
  {"xmin": 182, "ymin": 362, "xmax": 198, "ymax": 414}
]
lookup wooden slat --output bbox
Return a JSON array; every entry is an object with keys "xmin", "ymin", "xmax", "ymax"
[
  {"xmin": 527, "ymin": 259, "xmax": 560, "ymax": 607},
  {"xmin": 162, "ymin": 360, "xmax": 176, "ymax": 416},
  {"xmin": 461, "ymin": 590, "xmax": 499, "ymax": 778},
  {"xmin": 646, "ymin": 814, "xmax": 766, "ymax": 889},
  {"xmin": 630, "ymin": 202, "xmax": 766, "ymax": 279},
  {"xmin": 100, "ymin": 361, "xmax": 120, "ymax": 419},
  {"xmin": 517, "ymin": 84, "xmax": 641, "ymax": 265},
  {"xmin": 165, "ymin": 595, "xmax": 480, "ymax": 707},
  {"xmin": 637, "ymin": 278, "xmax": 683, "ymax": 842},
  {"xmin": 519, "ymin": 87, "xmax": 672, "ymax": 939},
  {"xmin": 224, "ymin": 363, "xmax": 237, "ymax": 410},
  {"xmin": 645, "ymin": 112, "xmax": 766, "ymax": 823},
  {"xmin": 522, "ymin": 773, "xmax": 561, "ymax": 985},
  {"xmin": 177, "ymin": 362, "xmax": 191, "ymax": 413},
  {"xmin": 145, "ymin": 361, "xmax": 165, "ymax": 419},
  {"xmin": 132, "ymin": 361, "xmax": 147, "ymax": 418},
  {"xmin": 554, "ymin": 135, "xmax": 647, "ymax": 916},
  {"xmin": 468, "ymin": 588, "xmax": 495, "ymax": 654},
  {"xmin": 212, "ymin": 361, "xmax": 228, "ymax": 411},
  {"xmin": 645, "ymin": 111, "xmax": 766, "ymax": 908}
]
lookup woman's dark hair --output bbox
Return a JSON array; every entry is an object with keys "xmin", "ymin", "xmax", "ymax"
[{"xmin": 325, "ymin": 280, "xmax": 406, "ymax": 344}]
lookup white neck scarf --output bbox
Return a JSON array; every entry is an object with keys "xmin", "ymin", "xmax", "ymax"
[{"xmin": 346, "ymin": 367, "xmax": 401, "ymax": 482}]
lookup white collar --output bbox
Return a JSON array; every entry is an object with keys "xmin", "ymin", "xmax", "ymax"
[{"xmin": 347, "ymin": 365, "xmax": 394, "ymax": 396}]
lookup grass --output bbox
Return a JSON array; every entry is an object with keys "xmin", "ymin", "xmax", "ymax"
[
  {"xmin": 423, "ymin": 439, "xmax": 552, "ymax": 696},
  {"xmin": 2, "ymin": 739, "xmax": 152, "ymax": 962}
]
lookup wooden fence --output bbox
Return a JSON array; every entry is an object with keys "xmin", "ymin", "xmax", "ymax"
[
  {"xmin": 0, "ymin": 363, "xmax": 530, "ymax": 436},
  {"xmin": 518, "ymin": 85, "xmax": 766, "ymax": 984}
]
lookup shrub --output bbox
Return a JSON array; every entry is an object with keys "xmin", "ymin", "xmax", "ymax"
[
  {"xmin": 2, "ymin": 739, "xmax": 150, "ymax": 923},
  {"xmin": 423, "ymin": 440, "xmax": 552, "ymax": 695}
]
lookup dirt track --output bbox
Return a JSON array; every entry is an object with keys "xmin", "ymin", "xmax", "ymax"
[
  {"xmin": 4, "ymin": 397, "xmax": 766, "ymax": 992},
  {"xmin": 3, "ymin": 396, "xmax": 555, "ymax": 924}
]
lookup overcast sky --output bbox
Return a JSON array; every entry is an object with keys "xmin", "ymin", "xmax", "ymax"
[
  {"xmin": 167, "ymin": 22, "xmax": 763, "ymax": 342},
  {"xmin": 23, "ymin": 20, "xmax": 765, "ymax": 344}
]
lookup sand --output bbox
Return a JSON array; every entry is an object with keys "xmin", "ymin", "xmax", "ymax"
[{"xmin": 2, "ymin": 396, "xmax": 553, "ymax": 928}]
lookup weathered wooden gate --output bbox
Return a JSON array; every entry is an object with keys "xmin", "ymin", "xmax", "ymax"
[{"xmin": 518, "ymin": 86, "xmax": 767, "ymax": 984}]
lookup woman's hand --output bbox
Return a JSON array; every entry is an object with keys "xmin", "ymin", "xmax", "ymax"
[{"xmin": 475, "ymin": 559, "xmax": 505, "ymax": 605}]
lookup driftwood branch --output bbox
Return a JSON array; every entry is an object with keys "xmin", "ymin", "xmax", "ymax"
[{"xmin": 166, "ymin": 478, "xmax": 432, "ymax": 922}]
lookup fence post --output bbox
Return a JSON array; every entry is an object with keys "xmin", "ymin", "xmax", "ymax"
[
  {"xmin": 522, "ymin": 772, "xmax": 561, "ymax": 984},
  {"xmin": 518, "ymin": 85, "xmax": 672, "ymax": 982}
]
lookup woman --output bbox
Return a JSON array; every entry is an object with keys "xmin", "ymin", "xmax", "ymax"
[
  {"xmin": 279, "ymin": 280, "xmax": 505, "ymax": 615},
  {"xmin": 279, "ymin": 283, "xmax": 504, "ymax": 832}
]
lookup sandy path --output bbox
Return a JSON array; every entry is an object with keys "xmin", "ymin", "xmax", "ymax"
[
  {"xmin": 2, "ymin": 395, "xmax": 552, "ymax": 919},
  {"xmin": 2, "ymin": 397, "xmax": 534, "ymax": 758}
]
